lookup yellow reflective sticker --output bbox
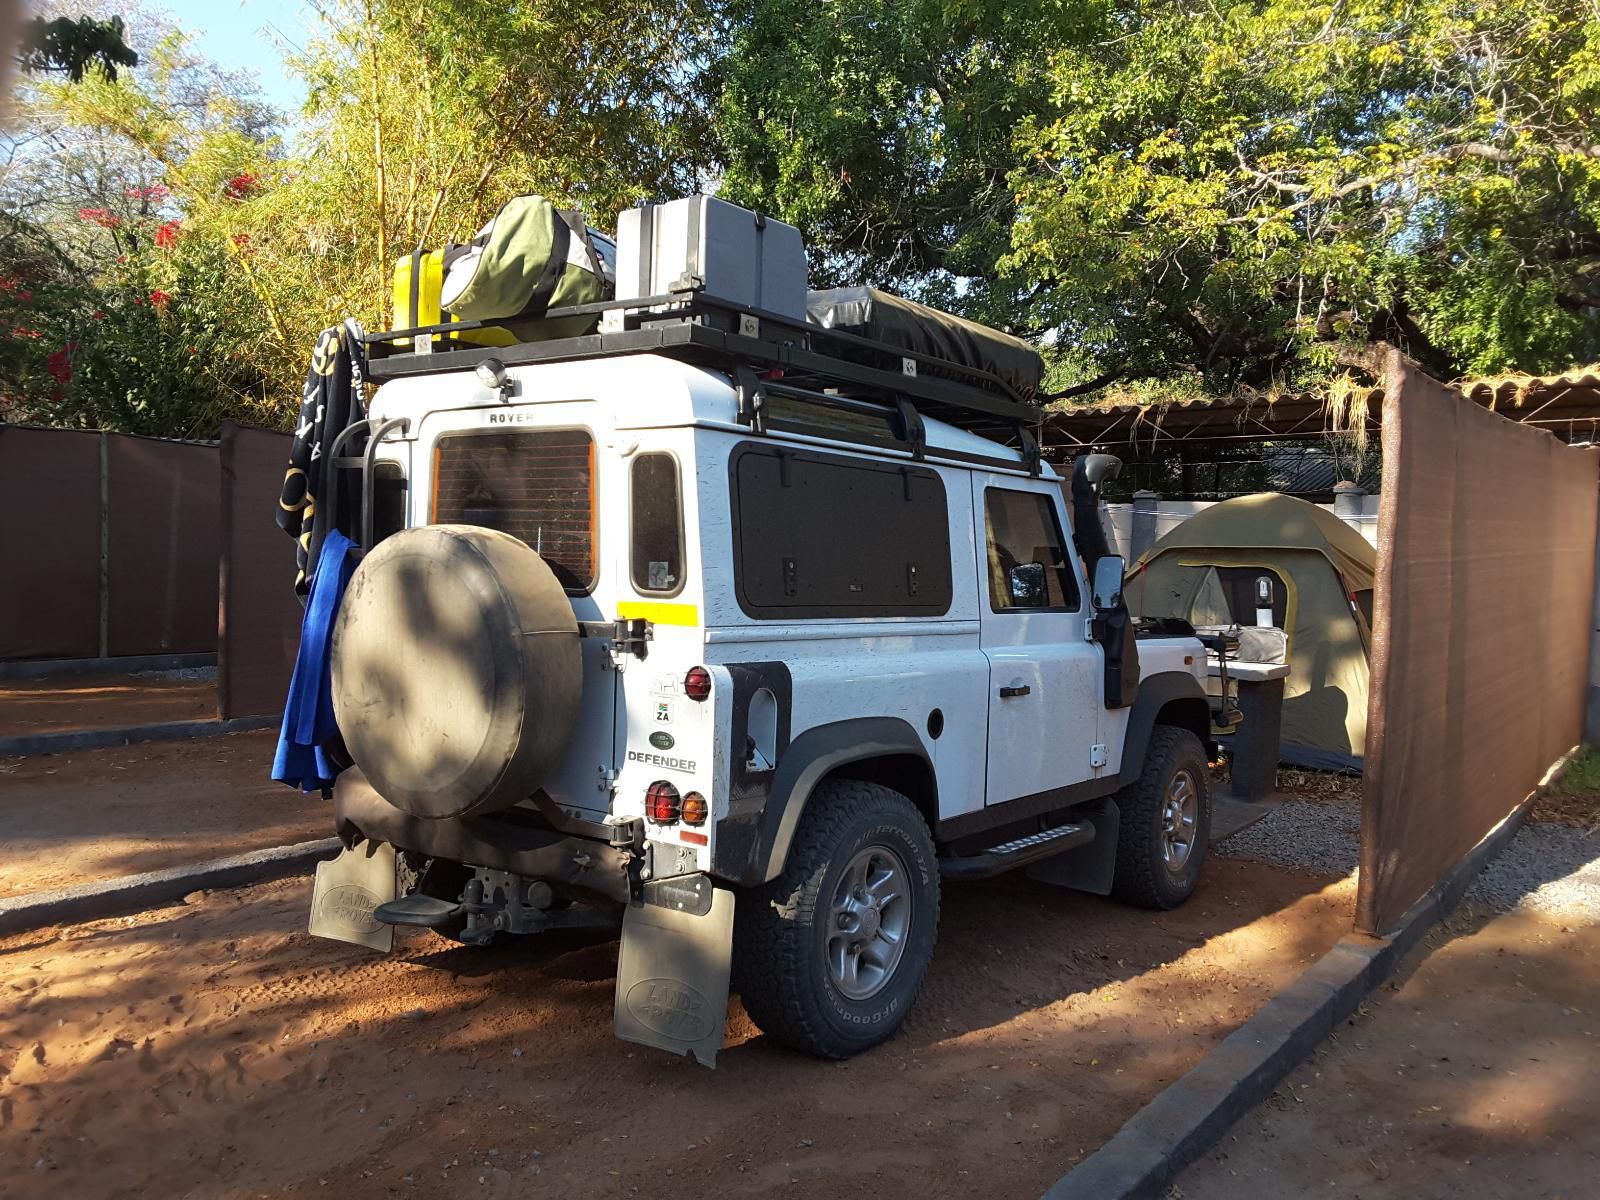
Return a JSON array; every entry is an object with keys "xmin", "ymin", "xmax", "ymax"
[{"xmin": 617, "ymin": 601, "xmax": 699, "ymax": 627}]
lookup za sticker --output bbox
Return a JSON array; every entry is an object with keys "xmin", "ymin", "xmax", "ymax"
[{"xmin": 655, "ymin": 702, "xmax": 673, "ymax": 723}]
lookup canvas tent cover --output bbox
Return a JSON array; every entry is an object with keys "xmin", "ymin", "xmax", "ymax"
[{"xmin": 1126, "ymin": 493, "xmax": 1375, "ymax": 771}]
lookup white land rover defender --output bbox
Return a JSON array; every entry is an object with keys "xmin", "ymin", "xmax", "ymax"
[{"xmin": 308, "ymin": 254, "xmax": 1218, "ymax": 1068}]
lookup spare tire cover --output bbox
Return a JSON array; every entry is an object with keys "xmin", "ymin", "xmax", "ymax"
[{"xmin": 331, "ymin": 524, "xmax": 581, "ymax": 820}]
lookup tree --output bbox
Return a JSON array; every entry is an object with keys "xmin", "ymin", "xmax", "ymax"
[
  {"xmin": 717, "ymin": 0, "xmax": 1600, "ymax": 395},
  {"xmin": 17, "ymin": 14, "xmax": 139, "ymax": 83},
  {"xmin": 713, "ymin": 0, "xmax": 1054, "ymax": 330},
  {"xmin": 4, "ymin": 0, "xmax": 721, "ymax": 426}
]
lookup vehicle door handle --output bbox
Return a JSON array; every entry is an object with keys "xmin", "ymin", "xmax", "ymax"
[{"xmin": 998, "ymin": 685, "xmax": 1031, "ymax": 699}]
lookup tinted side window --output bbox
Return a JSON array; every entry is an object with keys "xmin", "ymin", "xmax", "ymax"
[
  {"xmin": 631, "ymin": 453, "xmax": 684, "ymax": 595},
  {"xmin": 985, "ymin": 488, "xmax": 1081, "ymax": 612},
  {"xmin": 731, "ymin": 444, "xmax": 952, "ymax": 618},
  {"xmin": 372, "ymin": 460, "xmax": 407, "ymax": 544}
]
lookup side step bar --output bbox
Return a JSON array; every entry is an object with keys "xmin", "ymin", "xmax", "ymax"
[{"xmin": 939, "ymin": 822, "xmax": 1096, "ymax": 881}]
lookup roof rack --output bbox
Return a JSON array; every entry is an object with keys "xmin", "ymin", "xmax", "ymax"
[{"xmin": 362, "ymin": 288, "xmax": 1043, "ymax": 451}]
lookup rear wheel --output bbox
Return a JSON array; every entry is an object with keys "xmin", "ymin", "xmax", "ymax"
[
  {"xmin": 734, "ymin": 780, "xmax": 939, "ymax": 1059},
  {"xmin": 1110, "ymin": 726, "xmax": 1211, "ymax": 910}
]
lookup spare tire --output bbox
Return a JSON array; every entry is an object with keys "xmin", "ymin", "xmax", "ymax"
[{"xmin": 331, "ymin": 524, "xmax": 581, "ymax": 820}]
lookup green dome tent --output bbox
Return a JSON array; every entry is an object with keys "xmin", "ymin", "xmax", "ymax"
[{"xmin": 1125, "ymin": 493, "xmax": 1375, "ymax": 772}]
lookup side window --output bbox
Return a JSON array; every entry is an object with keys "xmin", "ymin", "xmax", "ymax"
[
  {"xmin": 731, "ymin": 444, "xmax": 953, "ymax": 618},
  {"xmin": 985, "ymin": 488, "xmax": 1081, "ymax": 612},
  {"xmin": 631, "ymin": 453, "xmax": 684, "ymax": 595}
]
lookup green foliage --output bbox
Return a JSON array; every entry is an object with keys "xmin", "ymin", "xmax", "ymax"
[
  {"xmin": 1, "ymin": 210, "xmax": 271, "ymax": 437},
  {"xmin": 721, "ymin": 0, "xmax": 1600, "ymax": 393},
  {"xmin": 17, "ymin": 14, "xmax": 139, "ymax": 83},
  {"xmin": 4, "ymin": 1, "xmax": 720, "ymax": 428}
]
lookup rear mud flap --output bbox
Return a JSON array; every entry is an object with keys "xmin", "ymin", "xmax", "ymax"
[
  {"xmin": 308, "ymin": 842, "xmax": 397, "ymax": 952},
  {"xmin": 613, "ymin": 884, "xmax": 735, "ymax": 1068}
]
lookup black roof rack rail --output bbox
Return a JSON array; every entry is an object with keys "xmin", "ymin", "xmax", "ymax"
[{"xmin": 361, "ymin": 289, "xmax": 1041, "ymax": 438}]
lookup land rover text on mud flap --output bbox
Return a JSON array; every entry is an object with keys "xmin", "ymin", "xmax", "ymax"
[{"xmin": 306, "ymin": 215, "xmax": 1216, "ymax": 1067}]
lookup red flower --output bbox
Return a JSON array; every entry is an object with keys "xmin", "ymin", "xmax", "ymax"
[
  {"xmin": 223, "ymin": 173, "xmax": 258, "ymax": 200},
  {"xmin": 154, "ymin": 220, "xmax": 181, "ymax": 249},
  {"xmin": 78, "ymin": 207, "xmax": 121, "ymax": 229},
  {"xmin": 47, "ymin": 343, "xmax": 76, "ymax": 383},
  {"xmin": 92, "ymin": 310, "xmax": 107, "ymax": 321},
  {"xmin": 231, "ymin": 232, "xmax": 252, "ymax": 248},
  {"xmin": 124, "ymin": 183, "xmax": 169, "ymax": 203},
  {"xmin": 149, "ymin": 290, "xmax": 173, "ymax": 311},
  {"xmin": 17, "ymin": 290, "xmax": 31, "ymax": 302},
  {"xmin": 10, "ymin": 326, "xmax": 42, "ymax": 339}
]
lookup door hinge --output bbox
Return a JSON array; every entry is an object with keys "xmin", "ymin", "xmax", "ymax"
[
  {"xmin": 1090, "ymin": 743, "xmax": 1108, "ymax": 769},
  {"xmin": 598, "ymin": 765, "xmax": 619, "ymax": 796},
  {"xmin": 579, "ymin": 618, "xmax": 653, "ymax": 667}
]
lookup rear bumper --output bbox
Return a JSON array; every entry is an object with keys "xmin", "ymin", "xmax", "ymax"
[{"xmin": 333, "ymin": 769, "xmax": 635, "ymax": 905}]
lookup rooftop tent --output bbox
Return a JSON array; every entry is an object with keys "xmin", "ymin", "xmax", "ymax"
[{"xmin": 1125, "ymin": 493, "xmax": 1376, "ymax": 772}]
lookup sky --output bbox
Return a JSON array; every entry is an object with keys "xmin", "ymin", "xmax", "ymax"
[{"xmin": 153, "ymin": 0, "xmax": 314, "ymax": 117}]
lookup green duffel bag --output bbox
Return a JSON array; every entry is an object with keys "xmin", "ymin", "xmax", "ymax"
[{"xmin": 439, "ymin": 195, "xmax": 617, "ymax": 340}]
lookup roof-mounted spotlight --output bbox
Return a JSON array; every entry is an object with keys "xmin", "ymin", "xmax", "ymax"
[{"xmin": 475, "ymin": 356, "xmax": 514, "ymax": 402}]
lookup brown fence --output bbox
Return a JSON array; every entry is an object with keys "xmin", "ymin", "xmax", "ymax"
[
  {"xmin": 217, "ymin": 424, "xmax": 302, "ymax": 719},
  {"xmin": 0, "ymin": 426, "xmax": 219, "ymax": 660},
  {"xmin": 0, "ymin": 426, "xmax": 102, "ymax": 659},
  {"xmin": 1358, "ymin": 356, "xmax": 1600, "ymax": 934}
]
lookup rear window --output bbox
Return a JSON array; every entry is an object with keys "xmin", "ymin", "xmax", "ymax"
[{"xmin": 431, "ymin": 429, "xmax": 595, "ymax": 591}]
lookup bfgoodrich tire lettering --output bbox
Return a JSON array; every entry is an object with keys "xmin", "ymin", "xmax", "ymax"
[
  {"xmin": 733, "ymin": 780, "xmax": 939, "ymax": 1058},
  {"xmin": 1110, "ymin": 725, "xmax": 1212, "ymax": 910}
]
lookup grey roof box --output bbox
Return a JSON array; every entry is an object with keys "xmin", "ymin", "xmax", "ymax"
[
  {"xmin": 806, "ymin": 286, "xmax": 1045, "ymax": 402},
  {"xmin": 616, "ymin": 196, "xmax": 808, "ymax": 320}
]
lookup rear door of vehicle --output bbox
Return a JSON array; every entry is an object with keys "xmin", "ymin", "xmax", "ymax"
[
  {"xmin": 972, "ymin": 472, "xmax": 1105, "ymax": 806},
  {"xmin": 422, "ymin": 407, "xmax": 618, "ymax": 819}
]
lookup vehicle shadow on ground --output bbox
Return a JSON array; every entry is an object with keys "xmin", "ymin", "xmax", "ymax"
[
  {"xmin": 0, "ymin": 858, "xmax": 1351, "ymax": 1200},
  {"xmin": 394, "ymin": 853, "xmax": 1349, "ymax": 1061}
]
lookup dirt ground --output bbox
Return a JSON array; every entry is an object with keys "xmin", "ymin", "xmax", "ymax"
[
  {"xmin": 1176, "ymin": 907, "xmax": 1600, "ymax": 1199},
  {"xmin": 0, "ymin": 672, "xmax": 219, "ymax": 736},
  {"xmin": 0, "ymin": 858, "xmax": 1352, "ymax": 1200},
  {"xmin": 0, "ymin": 731, "xmax": 328, "ymax": 897}
]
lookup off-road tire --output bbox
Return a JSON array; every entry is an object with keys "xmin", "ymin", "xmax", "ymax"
[
  {"xmin": 1110, "ymin": 725, "xmax": 1211, "ymax": 910},
  {"xmin": 733, "ymin": 780, "xmax": 940, "ymax": 1059}
]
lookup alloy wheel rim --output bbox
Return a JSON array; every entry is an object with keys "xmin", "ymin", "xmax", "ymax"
[
  {"xmin": 826, "ymin": 845, "xmax": 912, "ymax": 1001},
  {"xmin": 1161, "ymin": 769, "xmax": 1199, "ymax": 871}
]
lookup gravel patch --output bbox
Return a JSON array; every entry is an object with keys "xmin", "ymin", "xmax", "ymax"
[
  {"xmin": 1214, "ymin": 796, "xmax": 1360, "ymax": 877},
  {"xmin": 1214, "ymin": 791, "xmax": 1600, "ymax": 925},
  {"xmin": 1466, "ymin": 821, "xmax": 1600, "ymax": 923}
]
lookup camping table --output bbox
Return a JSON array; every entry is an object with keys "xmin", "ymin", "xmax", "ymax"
[{"xmin": 1210, "ymin": 659, "xmax": 1290, "ymax": 805}]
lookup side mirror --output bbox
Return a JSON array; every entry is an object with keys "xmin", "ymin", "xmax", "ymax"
[
  {"xmin": 1091, "ymin": 555, "xmax": 1125, "ymax": 612},
  {"xmin": 1080, "ymin": 453, "xmax": 1123, "ymax": 491},
  {"xmin": 1007, "ymin": 562, "xmax": 1047, "ymax": 607}
]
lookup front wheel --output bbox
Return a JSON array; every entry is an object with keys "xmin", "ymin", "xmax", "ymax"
[
  {"xmin": 1110, "ymin": 725, "xmax": 1212, "ymax": 910},
  {"xmin": 734, "ymin": 780, "xmax": 940, "ymax": 1059}
]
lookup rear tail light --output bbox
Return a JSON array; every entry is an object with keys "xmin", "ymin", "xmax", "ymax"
[
  {"xmin": 684, "ymin": 666, "xmax": 712, "ymax": 702},
  {"xmin": 645, "ymin": 780, "xmax": 681, "ymax": 823},
  {"xmin": 681, "ymin": 791, "xmax": 708, "ymax": 825}
]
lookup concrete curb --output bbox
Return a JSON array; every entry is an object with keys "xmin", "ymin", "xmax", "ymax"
[
  {"xmin": 0, "ymin": 838, "xmax": 342, "ymax": 937},
  {"xmin": 0, "ymin": 714, "xmax": 279, "ymax": 758},
  {"xmin": 0, "ymin": 652, "xmax": 217, "ymax": 681},
  {"xmin": 1040, "ymin": 794, "xmax": 1537, "ymax": 1200}
]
